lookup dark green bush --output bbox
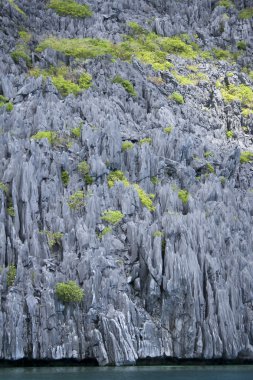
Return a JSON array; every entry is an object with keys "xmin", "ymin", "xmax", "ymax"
[
  {"xmin": 56, "ymin": 281, "xmax": 84, "ymax": 303},
  {"xmin": 49, "ymin": 0, "xmax": 92, "ymax": 18}
]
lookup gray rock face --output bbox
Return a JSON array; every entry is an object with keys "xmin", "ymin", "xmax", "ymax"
[{"xmin": 0, "ymin": 0, "xmax": 253, "ymax": 366}]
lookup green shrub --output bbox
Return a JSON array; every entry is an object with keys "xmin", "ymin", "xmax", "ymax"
[
  {"xmin": 237, "ymin": 40, "xmax": 247, "ymax": 50},
  {"xmin": 164, "ymin": 126, "xmax": 173, "ymax": 134},
  {"xmin": 7, "ymin": 201, "xmax": 15, "ymax": 217},
  {"xmin": 239, "ymin": 8, "xmax": 253, "ymax": 19},
  {"xmin": 68, "ymin": 190, "xmax": 85, "ymax": 210},
  {"xmin": 133, "ymin": 184, "xmax": 155, "ymax": 211},
  {"xmin": 98, "ymin": 226, "xmax": 112, "ymax": 239},
  {"xmin": 11, "ymin": 47, "xmax": 31, "ymax": 66},
  {"xmin": 220, "ymin": 84, "xmax": 253, "ymax": 112},
  {"xmin": 171, "ymin": 91, "xmax": 184, "ymax": 104},
  {"xmin": 107, "ymin": 171, "xmax": 129, "ymax": 188},
  {"xmin": 45, "ymin": 231, "xmax": 63, "ymax": 249},
  {"xmin": 56, "ymin": 281, "xmax": 84, "ymax": 303},
  {"xmin": 139, "ymin": 137, "xmax": 152, "ymax": 145},
  {"xmin": 101, "ymin": 210, "xmax": 124, "ymax": 225},
  {"xmin": 226, "ymin": 130, "xmax": 234, "ymax": 139},
  {"xmin": 240, "ymin": 151, "xmax": 253, "ymax": 164},
  {"xmin": 151, "ymin": 176, "xmax": 159, "ymax": 185},
  {"xmin": 30, "ymin": 67, "xmax": 92, "ymax": 96},
  {"xmin": 18, "ymin": 31, "xmax": 31, "ymax": 43},
  {"xmin": 206, "ymin": 163, "xmax": 215, "ymax": 173},
  {"xmin": 7, "ymin": 265, "xmax": 16, "ymax": 287},
  {"xmin": 31, "ymin": 131, "xmax": 57, "ymax": 144},
  {"xmin": 49, "ymin": 0, "xmax": 92, "ymax": 17},
  {"xmin": 127, "ymin": 21, "xmax": 148, "ymax": 36},
  {"xmin": 153, "ymin": 230, "xmax": 164, "ymax": 238},
  {"xmin": 8, "ymin": 0, "xmax": 26, "ymax": 16},
  {"xmin": 212, "ymin": 48, "xmax": 236, "ymax": 61},
  {"xmin": 204, "ymin": 151, "xmax": 214, "ymax": 159},
  {"xmin": 0, "ymin": 182, "xmax": 8, "ymax": 194},
  {"xmin": 178, "ymin": 189, "xmax": 189, "ymax": 204},
  {"xmin": 61, "ymin": 170, "xmax": 70, "ymax": 187},
  {"xmin": 172, "ymin": 71, "xmax": 196, "ymax": 85},
  {"xmin": 71, "ymin": 126, "xmax": 82, "ymax": 138},
  {"xmin": 112, "ymin": 75, "xmax": 137, "ymax": 96},
  {"xmin": 122, "ymin": 141, "xmax": 134, "ymax": 151},
  {"xmin": 79, "ymin": 72, "xmax": 92, "ymax": 89},
  {"xmin": 218, "ymin": 0, "xmax": 234, "ymax": 8},
  {"xmin": 78, "ymin": 161, "xmax": 90, "ymax": 176}
]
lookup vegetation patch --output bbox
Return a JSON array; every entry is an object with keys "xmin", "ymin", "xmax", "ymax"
[
  {"xmin": 226, "ymin": 130, "xmax": 234, "ymax": 139},
  {"xmin": 133, "ymin": 184, "xmax": 155, "ymax": 212},
  {"xmin": 164, "ymin": 126, "xmax": 173, "ymax": 134},
  {"xmin": 7, "ymin": 265, "xmax": 16, "ymax": 287},
  {"xmin": 139, "ymin": 137, "xmax": 152, "ymax": 145},
  {"xmin": 220, "ymin": 83, "xmax": 253, "ymax": 115},
  {"xmin": 237, "ymin": 40, "xmax": 247, "ymax": 50},
  {"xmin": 98, "ymin": 226, "xmax": 112, "ymax": 239},
  {"xmin": 239, "ymin": 8, "xmax": 253, "ymax": 19},
  {"xmin": 171, "ymin": 91, "xmax": 184, "ymax": 104},
  {"xmin": 68, "ymin": 190, "xmax": 85, "ymax": 210},
  {"xmin": 0, "ymin": 96, "xmax": 13, "ymax": 112},
  {"xmin": 56, "ymin": 281, "xmax": 84, "ymax": 303},
  {"xmin": 71, "ymin": 125, "xmax": 82, "ymax": 138},
  {"xmin": 0, "ymin": 182, "xmax": 8, "ymax": 194},
  {"xmin": 107, "ymin": 171, "xmax": 130, "ymax": 188},
  {"xmin": 43, "ymin": 231, "xmax": 63, "ymax": 249},
  {"xmin": 178, "ymin": 189, "xmax": 189, "ymax": 204},
  {"xmin": 31, "ymin": 131, "xmax": 58, "ymax": 144},
  {"xmin": 30, "ymin": 66, "xmax": 92, "ymax": 97},
  {"xmin": 217, "ymin": 0, "xmax": 234, "ymax": 8},
  {"xmin": 101, "ymin": 210, "xmax": 124, "ymax": 225},
  {"xmin": 240, "ymin": 151, "xmax": 253, "ymax": 164},
  {"xmin": 49, "ymin": 0, "xmax": 92, "ymax": 18},
  {"xmin": 112, "ymin": 75, "xmax": 137, "ymax": 96},
  {"xmin": 8, "ymin": 0, "xmax": 26, "ymax": 16},
  {"xmin": 122, "ymin": 141, "xmax": 134, "ymax": 151},
  {"xmin": 61, "ymin": 170, "xmax": 70, "ymax": 187}
]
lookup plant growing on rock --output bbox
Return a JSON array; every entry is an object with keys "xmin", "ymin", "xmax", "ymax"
[
  {"xmin": 61, "ymin": 170, "xmax": 70, "ymax": 187},
  {"xmin": 239, "ymin": 8, "xmax": 253, "ymax": 19},
  {"xmin": 122, "ymin": 141, "xmax": 134, "ymax": 151},
  {"xmin": 240, "ymin": 151, "xmax": 253, "ymax": 164},
  {"xmin": 139, "ymin": 138, "xmax": 152, "ymax": 145},
  {"xmin": 48, "ymin": 0, "xmax": 92, "ymax": 17},
  {"xmin": 0, "ymin": 182, "xmax": 8, "ymax": 194},
  {"xmin": 7, "ymin": 265, "xmax": 16, "ymax": 287},
  {"xmin": 55, "ymin": 281, "xmax": 84, "ymax": 303},
  {"xmin": 78, "ymin": 161, "xmax": 93, "ymax": 185},
  {"xmin": 68, "ymin": 190, "xmax": 85, "ymax": 210},
  {"xmin": 112, "ymin": 75, "xmax": 137, "ymax": 97},
  {"xmin": 178, "ymin": 189, "xmax": 189, "ymax": 204},
  {"xmin": 133, "ymin": 184, "xmax": 155, "ymax": 212},
  {"xmin": 101, "ymin": 210, "xmax": 124, "ymax": 225},
  {"xmin": 31, "ymin": 131, "xmax": 58, "ymax": 145},
  {"xmin": 45, "ymin": 231, "xmax": 63, "ymax": 249},
  {"xmin": 171, "ymin": 91, "xmax": 184, "ymax": 104},
  {"xmin": 107, "ymin": 171, "xmax": 130, "ymax": 188}
]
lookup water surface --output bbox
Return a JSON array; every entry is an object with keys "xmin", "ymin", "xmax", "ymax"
[{"xmin": 0, "ymin": 366, "xmax": 252, "ymax": 380}]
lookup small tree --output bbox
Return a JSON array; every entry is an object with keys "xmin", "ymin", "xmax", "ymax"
[{"xmin": 56, "ymin": 281, "xmax": 84, "ymax": 303}]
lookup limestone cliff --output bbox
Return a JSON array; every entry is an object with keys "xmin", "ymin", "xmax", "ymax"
[{"xmin": 0, "ymin": 0, "xmax": 253, "ymax": 365}]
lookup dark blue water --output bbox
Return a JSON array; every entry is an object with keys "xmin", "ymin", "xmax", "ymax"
[{"xmin": 0, "ymin": 366, "xmax": 252, "ymax": 380}]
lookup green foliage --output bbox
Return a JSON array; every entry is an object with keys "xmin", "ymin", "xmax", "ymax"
[
  {"xmin": 68, "ymin": 190, "xmax": 85, "ymax": 210},
  {"xmin": 206, "ymin": 163, "xmax": 215, "ymax": 173},
  {"xmin": 139, "ymin": 137, "xmax": 152, "ymax": 145},
  {"xmin": 7, "ymin": 265, "xmax": 16, "ymax": 287},
  {"xmin": 172, "ymin": 71, "xmax": 196, "ymax": 85},
  {"xmin": 5, "ymin": 103, "xmax": 14, "ymax": 112},
  {"xmin": 11, "ymin": 46, "xmax": 31, "ymax": 66},
  {"xmin": 71, "ymin": 126, "xmax": 82, "ymax": 138},
  {"xmin": 79, "ymin": 72, "xmax": 92, "ymax": 89},
  {"xmin": 8, "ymin": 0, "xmax": 26, "ymax": 15},
  {"xmin": 44, "ymin": 231, "xmax": 63, "ymax": 249},
  {"xmin": 37, "ymin": 28, "xmax": 203, "ymax": 72},
  {"xmin": 31, "ymin": 131, "xmax": 57, "ymax": 144},
  {"xmin": 153, "ymin": 230, "xmax": 164, "ymax": 238},
  {"xmin": 0, "ymin": 182, "xmax": 8, "ymax": 194},
  {"xmin": 240, "ymin": 151, "xmax": 253, "ymax": 164},
  {"xmin": 0, "ymin": 96, "xmax": 13, "ymax": 112},
  {"xmin": 151, "ymin": 176, "xmax": 159, "ymax": 185},
  {"xmin": 127, "ymin": 21, "xmax": 148, "ymax": 35},
  {"xmin": 56, "ymin": 281, "xmax": 84, "ymax": 303},
  {"xmin": 171, "ymin": 91, "xmax": 184, "ymax": 104},
  {"xmin": 18, "ymin": 31, "xmax": 31, "ymax": 43},
  {"xmin": 239, "ymin": 8, "xmax": 253, "ymax": 19},
  {"xmin": 122, "ymin": 141, "xmax": 134, "ymax": 151},
  {"xmin": 237, "ymin": 40, "xmax": 247, "ymax": 50},
  {"xmin": 164, "ymin": 126, "xmax": 173, "ymax": 134},
  {"xmin": 133, "ymin": 184, "xmax": 155, "ymax": 212},
  {"xmin": 220, "ymin": 84, "xmax": 253, "ymax": 113},
  {"xmin": 61, "ymin": 170, "xmax": 70, "ymax": 187},
  {"xmin": 98, "ymin": 226, "xmax": 112, "ymax": 239},
  {"xmin": 178, "ymin": 189, "xmax": 189, "ymax": 204},
  {"xmin": 112, "ymin": 75, "xmax": 137, "ymax": 96},
  {"xmin": 220, "ymin": 176, "xmax": 226, "ymax": 186},
  {"xmin": 107, "ymin": 171, "xmax": 129, "ymax": 188},
  {"xmin": 49, "ymin": 0, "xmax": 92, "ymax": 17},
  {"xmin": 101, "ymin": 210, "xmax": 124, "ymax": 225},
  {"xmin": 30, "ymin": 66, "xmax": 92, "ymax": 96},
  {"xmin": 218, "ymin": 0, "xmax": 234, "ymax": 8},
  {"xmin": 7, "ymin": 202, "xmax": 15, "ymax": 217},
  {"xmin": 78, "ymin": 161, "xmax": 90, "ymax": 176},
  {"xmin": 226, "ymin": 130, "xmax": 234, "ymax": 139},
  {"xmin": 212, "ymin": 48, "xmax": 237, "ymax": 61},
  {"xmin": 204, "ymin": 151, "xmax": 214, "ymax": 159}
]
